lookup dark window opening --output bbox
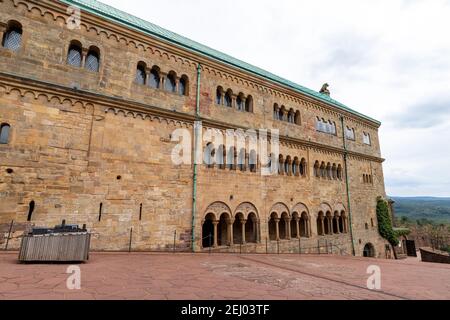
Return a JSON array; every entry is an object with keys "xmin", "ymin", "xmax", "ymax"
[{"xmin": 27, "ymin": 200, "xmax": 35, "ymax": 221}]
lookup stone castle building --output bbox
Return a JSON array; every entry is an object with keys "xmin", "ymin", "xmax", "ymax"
[{"xmin": 0, "ymin": 0, "xmax": 390, "ymax": 257}]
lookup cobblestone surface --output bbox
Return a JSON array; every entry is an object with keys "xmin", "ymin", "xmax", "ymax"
[{"xmin": 0, "ymin": 252, "xmax": 449, "ymax": 300}]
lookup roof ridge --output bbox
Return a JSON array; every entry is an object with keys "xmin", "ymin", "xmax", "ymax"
[{"xmin": 59, "ymin": 0, "xmax": 381, "ymax": 125}]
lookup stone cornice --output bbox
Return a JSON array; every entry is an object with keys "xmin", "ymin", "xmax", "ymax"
[{"xmin": 0, "ymin": 71, "xmax": 385, "ymax": 163}]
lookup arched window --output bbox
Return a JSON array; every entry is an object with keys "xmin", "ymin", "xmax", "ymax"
[
  {"xmin": 313, "ymin": 161, "xmax": 320, "ymax": 178},
  {"xmin": 363, "ymin": 132, "xmax": 371, "ymax": 145},
  {"xmin": 278, "ymin": 155, "xmax": 284, "ymax": 175},
  {"xmin": 279, "ymin": 106, "xmax": 286, "ymax": 121},
  {"xmin": 236, "ymin": 94, "xmax": 244, "ymax": 111},
  {"xmin": 273, "ymin": 104, "xmax": 280, "ymax": 120},
  {"xmin": 300, "ymin": 158, "xmax": 306, "ymax": 177},
  {"xmin": 337, "ymin": 165, "xmax": 343, "ymax": 180},
  {"xmin": 2, "ymin": 21, "xmax": 22, "ymax": 51},
  {"xmin": 249, "ymin": 150, "xmax": 257, "ymax": 173},
  {"xmin": 285, "ymin": 156, "xmax": 291, "ymax": 176},
  {"xmin": 165, "ymin": 71, "xmax": 177, "ymax": 92},
  {"xmin": 294, "ymin": 111, "xmax": 301, "ymax": 125},
  {"xmin": 217, "ymin": 145, "xmax": 225, "ymax": 169},
  {"xmin": 67, "ymin": 40, "xmax": 82, "ymax": 67},
  {"xmin": 245, "ymin": 95, "xmax": 253, "ymax": 113},
  {"xmin": 238, "ymin": 148, "xmax": 246, "ymax": 171},
  {"xmin": 179, "ymin": 75, "xmax": 188, "ymax": 96},
  {"xmin": 216, "ymin": 87, "xmax": 223, "ymax": 105},
  {"xmin": 149, "ymin": 66, "xmax": 161, "ymax": 88},
  {"xmin": 227, "ymin": 146, "xmax": 236, "ymax": 170},
  {"xmin": 369, "ymin": 175, "xmax": 373, "ymax": 184},
  {"xmin": 332, "ymin": 164, "xmax": 337, "ymax": 180},
  {"xmin": 320, "ymin": 162, "xmax": 326, "ymax": 178},
  {"xmin": 204, "ymin": 143, "xmax": 215, "ymax": 168},
  {"xmin": 225, "ymin": 90, "xmax": 233, "ymax": 107},
  {"xmin": 288, "ymin": 109, "xmax": 295, "ymax": 123},
  {"xmin": 0, "ymin": 123, "xmax": 11, "ymax": 144},
  {"xmin": 292, "ymin": 158, "xmax": 299, "ymax": 176},
  {"xmin": 135, "ymin": 62, "xmax": 146, "ymax": 85},
  {"xmin": 85, "ymin": 46, "xmax": 100, "ymax": 72},
  {"xmin": 326, "ymin": 163, "xmax": 332, "ymax": 179}
]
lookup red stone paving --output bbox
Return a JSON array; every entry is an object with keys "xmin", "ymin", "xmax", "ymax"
[{"xmin": 0, "ymin": 252, "xmax": 449, "ymax": 300}]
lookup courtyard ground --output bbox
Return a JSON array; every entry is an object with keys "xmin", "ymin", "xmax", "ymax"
[{"xmin": 0, "ymin": 252, "xmax": 449, "ymax": 300}]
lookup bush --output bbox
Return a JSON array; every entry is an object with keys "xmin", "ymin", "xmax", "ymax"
[{"xmin": 376, "ymin": 197, "xmax": 399, "ymax": 246}]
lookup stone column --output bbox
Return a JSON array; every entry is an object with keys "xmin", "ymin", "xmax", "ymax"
[
  {"xmin": 286, "ymin": 218, "xmax": 291, "ymax": 240},
  {"xmin": 0, "ymin": 22, "xmax": 7, "ymax": 46},
  {"xmin": 321, "ymin": 217, "xmax": 325, "ymax": 236},
  {"xmin": 145, "ymin": 68, "xmax": 151, "ymax": 86},
  {"xmin": 295, "ymin": 218, "xmax": 300, "ymax": 239},
  {"xmin": 275, "ymin": 218, "xmax": 280, "ymax": 241},
  {"xmin": 228, "ymin": 219, "xmax": 234, "ymax": 246},
  {"xmin": 212, "ymin": 221, "xmax": 219, "ymax": 248},
  {"xmin": 241, "ymin": 219, "xmax": 246, "ymax": 244},
  {"xmin": 81, "ymin": 48, "xmax": 89, "ymax": 68},
  {"xmin": 255, "ymin": 219, "xmax": 260, "ymax": 243}
]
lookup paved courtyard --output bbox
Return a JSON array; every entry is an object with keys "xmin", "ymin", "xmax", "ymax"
[{"xmin": 0, "ymin": 252, "xmax": 449, "ymax": 300}]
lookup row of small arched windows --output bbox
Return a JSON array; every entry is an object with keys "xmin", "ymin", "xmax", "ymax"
[
  {"xmin": 216, "ymin": 87, "xmax": 253, "ymax": 113},
  {"xmin": 67, "ymin": 40, "xmax": 100, "ymax": 72},
  {"xmin": 204, "ymin": 144, "xmax": 258, "ymax": 172},
  {"xmin": 0, "ymin": 123, "xmax": 10, "ymax": 144},
  {"xmin": 276, "ymin": 155, "xmax": 307, "ymax": 177},
  {"xmin": 316, "ymin": 117, "xmax": 337, "ymax": 135},
  {"xmin": 313, "ymin": 161, "xmax": 343, "ymax": 180},
  {"xmin": 136, "ymin": 62, "xmax": 189, "ymax": 96},
  {"xmin": 273, "ymin": 104, "xmax": 301, "ymax": 125}
]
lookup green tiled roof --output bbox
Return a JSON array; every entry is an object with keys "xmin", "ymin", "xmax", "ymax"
[{"xmin": 60, "ymin": 0, "xmax": 381, "ymax": 125}]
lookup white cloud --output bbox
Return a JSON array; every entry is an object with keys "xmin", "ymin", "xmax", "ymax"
[{"xmin": 103, "ymin": 0, "xmax": 450, "ymax": 196}]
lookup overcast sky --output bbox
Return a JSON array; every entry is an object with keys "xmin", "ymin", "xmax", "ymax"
[{"xmin": 103, "ymin": 0, "xmax": 450, "ymax": 197}]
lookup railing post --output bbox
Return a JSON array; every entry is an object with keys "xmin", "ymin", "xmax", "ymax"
[
  {"xmin": 265, "ymin": 237, "xmax": 268, "ymax": 254},
  {"xmin": 318, "ymin": 240, "xmax": 321, "ymax": 255},
  {"xmin": 277, "ymin": 239, "xmax": 280, "ymax": 254},
  {"xmin": 128, "ymin": 227, "xmax": 133, "ymax": 253},
  {"xmin": 4, "ymin": 220, "xmax": 14, "ymax": 251},
  {"xmin": 209, "ymin": 233, "xmax": 212, "ymax": 254},
  {"xmin": 173, "ymin": 230, "xmax": 177, "ymax": 254},
  {"xmin": 325, "ymin": 239, "xmax": 328, "ymax": 254},
  {"xmin": 298, "ymin": 237, "xmax": 301, "ymax": 255}
]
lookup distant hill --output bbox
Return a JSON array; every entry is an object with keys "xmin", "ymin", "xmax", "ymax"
[{"xmin": 391, "ymin": 197, "xmax": 450, "ymax": 223}]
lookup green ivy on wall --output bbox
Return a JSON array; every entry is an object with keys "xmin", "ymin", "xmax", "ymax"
[{"xmin": 376, "ymin": 197, "xmax": 399, "ymax": 246}]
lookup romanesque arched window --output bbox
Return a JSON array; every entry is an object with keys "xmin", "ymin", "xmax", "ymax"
[
  {"xmin": 245, "ymin": 95, "xmax": 253, "ymax": 113},
  {"xmin": 135, "ymin": 62, "xmax": 146, "ymax": 85},
  {"xmin": 317, "ymin": 212, "xmax": 324, "ymax": 236},
  {"xmin": 238, "ymin": 148, "xmax": 246, "ymax": 171},
  {"xmin": 278, "ymin": 155, "xmax": 284, "ymax": 175},
  {"xmin": 273, "ymin": 104, "xmax": 280, "ymax": 120},
  {"xmin": 313, "ymin": 161, "xmax": 320, "ymax": 178},
  {"xmin": 288, "ymin": 109, "xmax": 295, "ymax": 123},
  {"xmin": 320, "ymin": 162, "xmax": 326, "ymax": 178},
  {"xmin": 332, "ymin": 164, "xmax": 337, "ymax": 180},
  {"xmin": 249, "ymin": 150, "xmax": 257, "ymax": 173},
  {"xmin": 285, "ymin": 156, "xmax": 291, "ymax": 176},
  {"xmin": 204, "ymin": 143, "xmax": 215, "ymax": 168},
  {"xmin": 337, "ymin": 165, "xmax": 343, "ymax": 180},
  {"xmin": 85, "ymin": 46, "xmax": 100, "ymax": 72},
  {"xmin": 225, "ymin": 90, "xmax": 233, "ymax": 107},
  {"xmin": 236, "ymin": 93, "xmax": 244, "ymax": 111},
  {"xmin": 295, "ymin": 111, "xmax": 301, "ymax": 125},
  {"xmin": 227, "ymin": 146, "xmax": 236, "ymax": 170},
  {"xmin": 326, "ymin": 163, "xmax": 332, "ymax": 179},
  {"xmin": 279, "ymin": 106, "xmax": 286, "ymax": 121},
  {"xmin": 300, "ymin": 158, "xmax": 307, "ymax": 177},
  {"xmin": 2, "ymin": 20, "xmax": 22, "ymax": 51},
  {"xmin": 67, "ymin": 40, "xmax": 82, "ymax": 68},
  {"xmin": 292, "ymin": 157, "xmax": 299, "ymax": 176},
  {"xmin": 217, "ymin": 144, "xmax": 225, "ymax": 169},
  {"xmin": 179, "ymin": 75, "xmax": 188, "ymax": 96},
  {"xmin": 216, "ymin": 86, "xmax": 223, "ymax": 105},
  {"xmin": 165, "ymin": 71, "xmax": 177, "ymax": 93},
  {"xmin": 149, "ymin": 66, "xmax": 161, "ymax": 88},
  {"xmin": 0, "ymin": 123, "xmax": 11, "ymax": 144}
]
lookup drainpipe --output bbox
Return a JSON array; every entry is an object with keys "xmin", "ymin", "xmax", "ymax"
[
  {"xmin": 340, "ymin": 116, "xmax": 356, "ymax": 256},
  {"xmin": 191, "ymin": 63, "xmax": 201, "ymax": 252}
]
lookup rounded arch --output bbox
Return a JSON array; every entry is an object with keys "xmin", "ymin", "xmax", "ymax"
[
  {"xmin": 363, "ymin": 243, "xmax": 376, "ymax": 257},
  {"xmin": 270, "ymin": 202, "xmax": 290, "ymax": 217},
  {"xmin": 225, "ymin": 89, "xmax": 233, "ymax": 107},
  {"xmin": 245, "ymin": 95, "xmax": 253, "ymax": 112},
  {"xmin": 165, "ymin": 70, "xmax": 177, "ymax": 92},
  {"xmin": 203, "ymin": 201, "xmax": 232, "ymax": 220},
  {"xmin": 273, "ymin": 103, "xmax": 280, "ymax": 120},
  {"xmin": 136, "ymin": 61, "xmax": 147, "ymax": 85},
  {"xmin": 67, "ymin": 40, "xmax": 82, "ymax": 67},
  {"xmin": 85, "ymin": 45, "xmax": 100, "ymax": 72},
  {"xmin": 292, "ymin": 202, "xmax": 309, "ymax": 216},
  {"xmin": 179, "ymin": 74, "xmax": 189, "ymax": 96},
  {"xmin": 3, "ymin": 20, "xmax": 23, "ymax": 51},
  {"xmin": 149, "ymin": 65, "xmax": 161, "ymax": 88},
  {"xmin": 234, "ymin": 202, "xmax": 259, "ymax": 220},
  {"xmin": 216, "ymin": 86, "xmax": 224, "ymax": 104}
]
